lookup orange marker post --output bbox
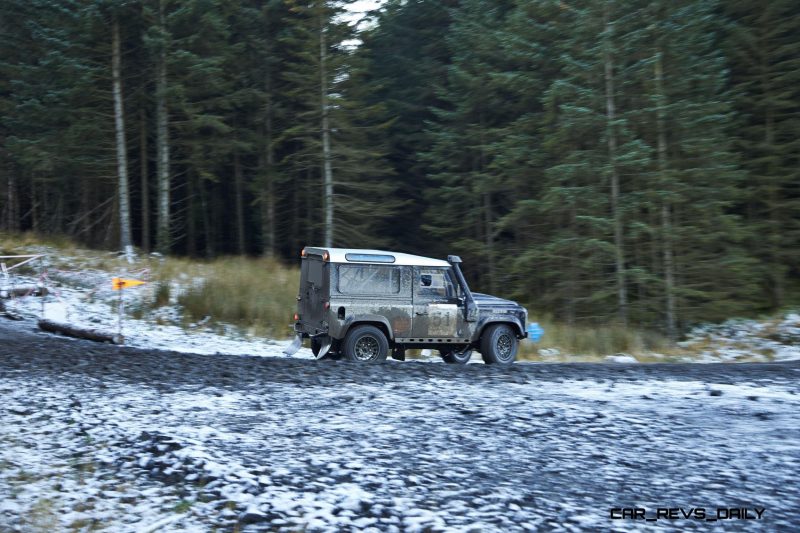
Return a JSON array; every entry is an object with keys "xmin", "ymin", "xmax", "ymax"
[
  {"xmin": 112, "ymin": 278, "xmax": 147, "ymax": 335},
  {"xmin": 112, "ymin": 278, "xmax": 146, "ymax": 290}
]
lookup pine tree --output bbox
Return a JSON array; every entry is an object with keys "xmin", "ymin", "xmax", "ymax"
[
  {"xmin": 488, "ymin": 0, "xmax": 564, "ymax": 308},
  {"xmin": 725, "ymin": 0, "xmax": 800, "ymax": 309},
  {"xmin": 511, "ymin": 1, "xmax": 650, "ymax": 323},
  {"xmin": 359, "ymin": 0, "xmax": 458, "ymax": 253},
  {"xmin": 630, "ymin": 0, "xmax": 760, "ymax": 330},
  {"xmin": 421, "ymin": 0, "xmax": 518, "ymax": 293},
  {"xmin": 153, "ymin": 0, "xmax": 171, "ymax": 254},
  {"xmin": 279, "ymin": 0, "xmax": 398, "ymax": 249},
  {"xmin": 111, "ymin": 8, "xmax": 134, "ymax": 256},
  {"xmin": 1, "ymin": 0, "xmax": 127, "ymax": 245}
]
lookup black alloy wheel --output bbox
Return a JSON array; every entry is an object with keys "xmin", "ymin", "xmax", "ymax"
[
  {"xmin": 480, "ymin": 324, "xmax": 518, "ymax": 364},
  {"xmin": 439, "ymin": 346, "xmax": 473, "ymax": 364},
  {"xmin": 343, "ymin": 325, "xmax": 389, "ymax": 362}
]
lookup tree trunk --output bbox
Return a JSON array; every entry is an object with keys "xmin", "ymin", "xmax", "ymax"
[
  {"xmin": 112, "ymin": 13, "xmax": 133, "ymax": 256},
  {"xmin": 140, "ymin": 107, "xmax": 150, "ymax": 252},
  {"xmin": 7, "ymin": 175, "xmax": 19, "ymax": 232},
  {"xmin": 603, "ymin": 2, "xmax": 627, "ymax": 327},
  {"xmin": 307, "ymin": 167, "xmax": 314, "ymax": 245},
  {"xmin": 80, "ymin": 178, "xmax": 90, "ymax": 237},
  {"xmin": 655, "ymin": 51, "xmax": 676, "ymax": 341},
  {"xmin": 261, "ymin": 68, "xmax": 276, "ymax": 257},
  {"xmin": 763, "ymin": 82, "xmax": 782, "ymax": 308},
  {"xmin": 31, "ymin": 176, "xmax": 38, "ymax": 233},
  {"xmin": 234, "ymin": 149, "xmax": 246, "ymax": 255},
  {"xmin": 319, "ymin": 8, "xmax": 334, "ymax": 247},
  {"xmin": 290, "ymin": 181, "xmax": 299, "ymax": 254},
  {"xmin": 155, "ymin": 0, "xmax": 171, "ymax": 255},
  {"xmin": 478, "ymin": 111, "xmax": 495, "ymax": 294},
  {"xmin": 39, "ymin": 319, "xmax": 124, "ymax": 345},
  {"xmin": 41, "ymin": 181, "xmax": 49, "ymax": 232},
  {"xmin": 186, "ymin": 171, "xmax": 197, "ymax": 257},
  {"xmin": 55, "ymin": 193, "xmax": 64, "ymax": 233},
  {"xmin": 200, "ymin": 180, "xmax": 213, "ymax": 257},
  {"xmin": 264, "ymin": 159, "xmax": 276, "ymax": 255},
  {"xmin": 483, "ymin": 191, "xmax": 495, "ymax": 293},
  {"xmin": 756, "ymin": 9, "xmax": 782, "ymax": 309},
  {"xmin": 565, "ymin": 203, "xmax": 577, "ymax": 326}
]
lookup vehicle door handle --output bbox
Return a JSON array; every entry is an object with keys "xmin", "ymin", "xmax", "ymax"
[{"xmin": 415, "ymin": 311, "xmax": 428, "ymax": 316}]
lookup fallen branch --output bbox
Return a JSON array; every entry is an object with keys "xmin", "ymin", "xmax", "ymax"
[
  {"xmin": 38, "ymin": 319, "xmax": 124, "ymax": 345},
  {"xmin": 0, "ymin": 286, "xmax": 48, "ymax": 298},
  {"xmin": 0, "ymin": 301, "xmax": 22, "ymax": 320}
]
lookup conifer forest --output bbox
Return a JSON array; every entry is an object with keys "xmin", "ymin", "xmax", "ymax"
[{"xmin": 1, "ymin": 0, "xmax": 798, "ymax": 336}]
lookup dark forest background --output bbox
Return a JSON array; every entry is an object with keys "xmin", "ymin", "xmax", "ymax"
[{"xmin": 1, "ymin": 0, "xmax": 798, "ymax": 337}]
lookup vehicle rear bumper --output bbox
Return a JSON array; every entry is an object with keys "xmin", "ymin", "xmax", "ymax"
[{"xmin": 293, "ymin": 321, "xmax": 329, "ymax": 337}]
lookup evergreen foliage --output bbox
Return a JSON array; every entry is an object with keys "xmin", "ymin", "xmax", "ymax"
[{"xmin": 1, "ymin": 0, "xmax": 799, "ymax": 336}]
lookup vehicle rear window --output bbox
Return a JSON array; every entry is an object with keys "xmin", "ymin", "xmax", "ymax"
[
  {"xmin": 338, "ymin": 265, "xmax": 400, "ymax": 295},
  {"xmin": 307, "ymin": 259, "xmax": 324, "ymax": 286}
]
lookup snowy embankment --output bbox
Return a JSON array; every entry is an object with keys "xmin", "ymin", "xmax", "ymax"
[
  {"xmin": 3, "ymin": 250, "xmax": 800, "ymax": 363},
  {"xmin": 1, "ymin": 250, "xmax": 313, "ymax": 359},
  {"xmin": 678, "ymin": 314, "xmax": 800, "ymax": 363},
  {"xmin": 1, "ymin": 328, "xmax": 799, "ymax": 531}
]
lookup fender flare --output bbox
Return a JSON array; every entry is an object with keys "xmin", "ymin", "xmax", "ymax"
[
  {"xmin": 471, "ymin": 317, "xmax": 525, "ymax": 342},
  {"xmin": 341, "ymin": 315, "xmax": 395, "ymax": 341}
]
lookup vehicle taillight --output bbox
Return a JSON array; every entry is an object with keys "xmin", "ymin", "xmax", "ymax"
[
  {"xmin": 301, "ymin": 249, "xmax": 307, "ymax": 258},
  {"xmin": 322, "ymin": 251, "xmax": 329, "ymax": 261},
  {"xmin": 293, "ymin": 313, "xmax": 300, "ymax": 321}
]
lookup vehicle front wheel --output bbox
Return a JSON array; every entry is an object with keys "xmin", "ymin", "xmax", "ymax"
[
  {"xmin": 480, "ymin": 324, "xmax": 518, "ymax": 365},
  {"xmin": 439, "ymin": 346, "xmax": 472, "ymax": 364},
  {"xmin": 343, "ymin": 325, "xmax": 389, "ymax": 362}
]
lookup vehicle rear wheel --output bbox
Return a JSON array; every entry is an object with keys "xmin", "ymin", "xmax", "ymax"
[
  {"xmin": 480, "ymin": 324, "xmax": 518, "ymax": 365},
  {"xmin": 343, "ymin": 325, "xmax": 389, "ymax": 362},
  {"xmin": 439, "ymin": 346, "xmax": 472, "ymax": 364}
]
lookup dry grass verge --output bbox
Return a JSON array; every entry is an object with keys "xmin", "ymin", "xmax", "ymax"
[
  {"xmin": 517, "ymin": 319, "xmax": 675, "ymax": 361},
  {"xmin": 1, "ymin": 232, "xmax": 690, "ymax": 359},
  {"xmin": 176, "ymin": 257, "xmax": 298, "ymax": 338}
]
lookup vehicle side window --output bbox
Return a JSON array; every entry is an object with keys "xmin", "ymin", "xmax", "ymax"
[
  {"xmin": 338, "ymin": 264, "xmax": 400, "ymax": 295},
  {"xmin": 417, "ymin": 268, "xmax": 454, "ymax": 299}
]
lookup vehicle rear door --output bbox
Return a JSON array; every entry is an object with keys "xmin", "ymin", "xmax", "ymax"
[{"xmin": 300, "ymin": 255, "xmax": 328, "ymax": 326}]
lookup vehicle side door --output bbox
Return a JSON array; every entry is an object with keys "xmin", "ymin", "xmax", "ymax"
[{"xmin": 411, "ymin": 267, "xmax": 460, "ymax": 339}]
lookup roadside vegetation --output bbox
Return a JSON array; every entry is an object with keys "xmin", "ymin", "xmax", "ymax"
[
  {"xmin": 3, "ymin": 232, "xmax": 797, "ymax": 362},
  {"xmin": 519, "ymin": 319, "xmax": 674, "ymax": 360},
  {"xmin": 0, "ymin": 232, "xmax": 299, "ymax": 339},
  {"xmin": 175, "ymin": 257, "xmax": 298, "ymax": 338},
  {"xmin": 3, "ymin": 0, "xmax": 798, "ymax": 347}
]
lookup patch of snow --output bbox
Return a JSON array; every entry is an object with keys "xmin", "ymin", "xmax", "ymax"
[
  {"xmin": 604, "ymin": 354, "xmax": 638, "ymax": 363},
  {"xmin": 3, "ymin": 268, "xmax": 314, "ymax": 361}
]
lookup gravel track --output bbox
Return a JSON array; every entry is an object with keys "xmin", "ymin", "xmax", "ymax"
[{"xmin": 1, "ymin": 323, "xmax": 799, "ymax": 531}]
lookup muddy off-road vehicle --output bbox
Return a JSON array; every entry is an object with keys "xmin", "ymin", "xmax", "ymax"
[{"xmin": 284, "ymin": 247, "xmax": 532, "ymax": 364}]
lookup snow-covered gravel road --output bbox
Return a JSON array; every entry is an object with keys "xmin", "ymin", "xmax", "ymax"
[{"xmin": 1, "ymin": 323, "xmax": 799, "ymax": 532}]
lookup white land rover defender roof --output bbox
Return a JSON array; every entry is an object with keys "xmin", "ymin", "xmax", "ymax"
[{"xmin": 304, "ymin": 247, "xmax": 451, "ymax": 268}]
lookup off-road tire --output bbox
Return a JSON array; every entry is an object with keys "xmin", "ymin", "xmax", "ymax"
[
  {"xmin": 343, "ymin": 325, "xmax": 389, "ymax": 362},
  {"xmin": 480, "ymin": 324, "xmax": 518, "ymax": 365},
  {"xmin": 439, "ymin": 347, "xmax": 473, "ymax": 364}
]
